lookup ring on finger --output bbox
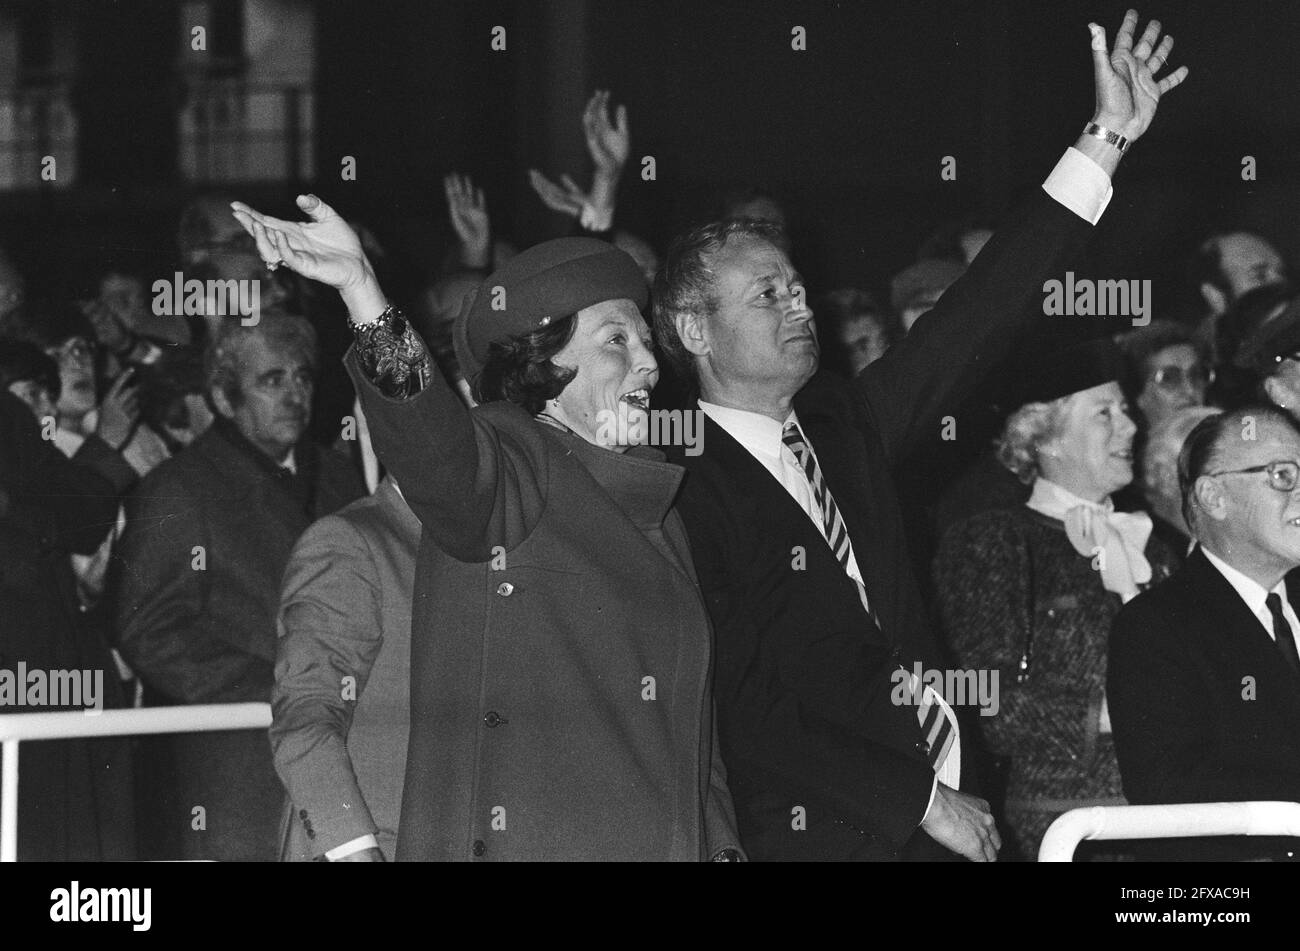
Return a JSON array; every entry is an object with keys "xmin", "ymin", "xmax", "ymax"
[{"xmin": 265, "ymin": 259, "xmax": 286, "ymax": 272}]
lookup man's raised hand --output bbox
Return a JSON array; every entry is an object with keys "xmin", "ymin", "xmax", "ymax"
[
  {"xmin": 444, "ymin": 173, "xmax": 491, "ymax": 270},
  {"xmin": 1090, "ymin": 9, "xmax": 1189, "ymax": 144},
  {"xmin": 583, "ymin": 89, "xmax": 630, "ymax": 178}
]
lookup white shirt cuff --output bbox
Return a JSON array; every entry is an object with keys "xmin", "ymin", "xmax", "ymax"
[
  {"xmin": 325, "ymin": 834, "xmax": 379, "ymax": 861},
  {"xmin": 922, "ymin": 775, "xmax": 939, "ymax": 824},
  {"xmin": 1041, "ymin": 147, "xmax": 1113, "ymax": 225}
]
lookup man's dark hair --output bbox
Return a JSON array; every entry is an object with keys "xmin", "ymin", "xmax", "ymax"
[
  {"xmin": 1178, "ymin": 404, "xmax": 1300, "ymax": 532},
  {"xmin": 0, "ymin": 338, "xmax": 60, "ymax": 398},
  {"xmin": 475, "ymin": 314, "xmax": 578, "ymax": 416},
  {"xmin": 652, "ymin": 218, "xmax": 788, "ymax": 389}
]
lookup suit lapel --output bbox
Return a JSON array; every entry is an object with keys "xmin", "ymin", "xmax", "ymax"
[
  {"xmin": 696, "ymin": 411, "xmax": 810, "ymax": 529},
  {"xmin": 693, "ymin": 408, "xmax": 890, "ymax": 647},
  {"xmin": 1188, "ymin": 549, "xmax": 1300, "ymax": 701}
]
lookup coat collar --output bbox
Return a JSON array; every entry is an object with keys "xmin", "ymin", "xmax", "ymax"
[
  {"xmin": 541, "ymin": 425, "xmax": 684, "ymax": 531},
  {"xmin": 201, "ymin": 416, "xmax": 321, "ymax": 517}
]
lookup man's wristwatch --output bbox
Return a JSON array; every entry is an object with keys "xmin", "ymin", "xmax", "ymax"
[
  {"xmin": 1083, "ymin": 122, "xmax": 1130, "ymax": 155},
  {"xmin": 711, "ymin": 847, "xmax": 743, "ymax": 862}
]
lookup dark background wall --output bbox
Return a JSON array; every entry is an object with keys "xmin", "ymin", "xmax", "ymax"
[{"xmin": 7, "ymin": 0, "xmax": 1300, "ymax": 320}]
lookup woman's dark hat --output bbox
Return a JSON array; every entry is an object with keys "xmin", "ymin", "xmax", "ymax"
[
  {"xmin": 453, "ymin": 237, "xmax": 648, "ymax": 382},
  {"xmin": 1014, "ymin": 336, "xmax": 1125, "ymax": 407}
]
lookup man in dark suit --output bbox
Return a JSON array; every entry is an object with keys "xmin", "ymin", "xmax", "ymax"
[
  {"xmin": 653, "ymin": 13, "xmax": 1187, "ymax": 860},
  {"xmin": 114, "ymin": 312, "xmax": 364, "ymax": 861},
  {"xmin": 1109, "ymin": 406, "xmax": 1300, "ymax": 861}
]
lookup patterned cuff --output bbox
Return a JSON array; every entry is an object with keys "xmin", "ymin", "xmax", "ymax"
[{"xmin": 352, "ymin": 306, "xmax": 434, "ymax": 400}]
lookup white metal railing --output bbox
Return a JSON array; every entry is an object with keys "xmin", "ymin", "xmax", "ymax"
[
  {"xmin": 1039, "ymin": 801, "xmax": 1300, "ymax": 861},
  {"xmin": 0, "ymin": 703, "xmax": 271, "ymax": 862}
]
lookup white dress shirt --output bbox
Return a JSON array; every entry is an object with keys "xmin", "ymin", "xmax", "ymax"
[{"xmin": 1200, "ymin": 547, "xmax": 1300, "ymax": 653}]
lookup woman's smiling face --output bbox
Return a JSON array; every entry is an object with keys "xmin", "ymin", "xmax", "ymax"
[
  {"xmin": 1040, "ymin": 381, "xmax": 1138, "ymax": 501},
  {"xmin": 550, "ymin": 298, "xmax": 659, "ymax": 450}
]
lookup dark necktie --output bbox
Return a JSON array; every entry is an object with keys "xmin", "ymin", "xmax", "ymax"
[
  {"xmin": 1265, "ymin": 593, "xmax": 1300, "ymax": 676},
  {"xmin": 782, "ymin": 420, "xmax": 955, "ymax": 771}
]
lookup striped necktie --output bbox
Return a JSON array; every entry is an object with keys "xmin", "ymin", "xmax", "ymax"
[{"xmin": 782, "ymin": 420, "xmax": 955, "ymax": 771}]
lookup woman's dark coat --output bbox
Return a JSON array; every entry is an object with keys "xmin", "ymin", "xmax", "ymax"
[{"xmin": 348, "ymin": 351, "xmax": 741, "ymax": 861}]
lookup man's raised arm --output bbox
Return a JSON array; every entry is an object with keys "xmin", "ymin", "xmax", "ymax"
[{"xmin": 859, "ymin": 10, "xmax": 1188, "ymax": 466}]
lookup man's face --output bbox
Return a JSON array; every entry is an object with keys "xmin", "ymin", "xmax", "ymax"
[
  {"xmin": 838, "ymin": 314, "xmax": 889, "ymax": 377},
  {"xmin": 100, "ymin": 272, "xmax": 148, "ymax": 323},
  {"xmin": 216, "ymin": 339, "xmax": 314, "ymax": 461},
  {"xmin": 1217, "ymin": 233, "xmax": 1287, "ymax": 300},
  {"xmin": 552, "ymin": 299, "xmax": 658, "ymax": 449},
  {"xmin": 1206, "ymin": 417, "xmax": 1300, "ymax": 569},
  {"xmin": 46, "ymin": 336, "xmax": 98, "ymax": 418},
  {"xmin": 696, "ymin": 235, "xmax": 816, "ymax": 400},
  {"xmin": 1137, "ymin": 343, "xmax": 1209, "ymax": 429},
  {"xmin": 6, "ymin": 380, "xmax": 56, "ymax": 422}
]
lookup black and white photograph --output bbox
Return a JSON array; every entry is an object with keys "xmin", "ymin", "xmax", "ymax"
[{"xmin": 0, "ymin": 0, "xmax": 1295, "ymax": 932}]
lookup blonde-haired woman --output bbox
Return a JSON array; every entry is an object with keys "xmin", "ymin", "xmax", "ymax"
[{"xmin": 934, "ymin": 339, "xmax": 1177, "ymax": 859}]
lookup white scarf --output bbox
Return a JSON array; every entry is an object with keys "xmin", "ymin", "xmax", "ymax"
[{"xmin": 1027, "ymin": 478, "xmax": 1153, "ymax": 603}]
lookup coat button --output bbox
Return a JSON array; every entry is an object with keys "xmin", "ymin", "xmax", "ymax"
[
  {"xmin": 472, "ymin": 840, "xmax": 486, "ymax": 857},
  {"xmin": 299, "ymin": 809, "xmax": 308, "ymax": 819},
  {"xmin": 916, "ymin": 740, "xmax": 930, "ymax": 756},
  {"xmin": 496, "ymin": 582, "xmax": 514, "ymax": 596},
  {"xmin": 484, "ymin": 711, "xmax": 506, "ymax": 728}
]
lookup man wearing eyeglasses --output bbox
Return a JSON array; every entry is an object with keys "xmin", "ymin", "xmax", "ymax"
[{"xmin": 1109, "ymin": 405, "xmax": 1300, "ymax": 860}]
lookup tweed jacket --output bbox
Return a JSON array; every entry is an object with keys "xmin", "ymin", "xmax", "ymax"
[{"xmin": 934, "ymin": 504, "xmax": 1177, "ymax": 852}]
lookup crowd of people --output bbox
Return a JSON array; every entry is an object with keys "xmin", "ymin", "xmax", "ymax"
[{"xmin": 3, "ymin": 10, "xmax": 1299, "ymax": 863}]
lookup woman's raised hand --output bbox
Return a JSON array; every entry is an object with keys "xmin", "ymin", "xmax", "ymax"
[{"xmin": 230, "ymin": 195, "xmax": 373, "ymax": 292}]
